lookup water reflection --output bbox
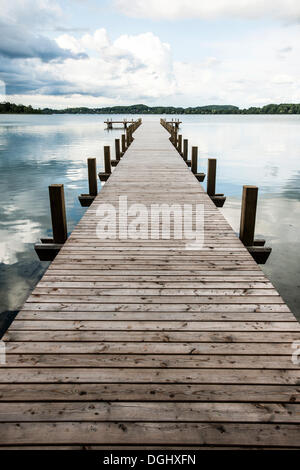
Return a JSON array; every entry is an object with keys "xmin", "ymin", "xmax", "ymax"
[
  {"xmin": 0, "ymin": 218, "xmax": 42, "ymax": 264},
  {"xmin": 220, "ymin": 196, "xmax": 300, "ymax": 319},
  {"xmin": 170, "ymin": 114, "xmax": 300, "ymax": 319},
  {"xmin": 0, "ymin": 114, "xmax": 123, "ymax": 334},
  {"xmin": 0, "ymin": 114, "xmax": 299, "ymax": 335},
  {"xmin": 178, "ymin": 114, "xmax": 300, "ymax": 197},
  {"xmin": 283, "ymin": 171, "xmax": 300, "ymax": 200}
]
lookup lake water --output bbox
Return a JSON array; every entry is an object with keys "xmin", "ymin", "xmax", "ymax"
[{"xmin": 0, "ymin": 113, "xmax": 299, "ymax": 335}]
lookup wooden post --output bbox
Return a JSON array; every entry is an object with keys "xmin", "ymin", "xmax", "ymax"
[
  {"xmin": 88, "ymin": 158, "xmax": 97, "ymax": 196},
  {"xmin": 178, "ymin": 135, "xmax": 182, "ymax": 154},
  {"xmin": 78, "ymin": 158, "xmax": 97, "ymax": 206},
  {"xmin": 183, "ymin": 139, "xmax": 188, "ymax": 161},
  {"xmin": 115, "ymin": 139, "xmax": 121, "ymax": 161},
  {"xmin": 191, "ymin": 147, "xmax": 198, "ymax": 174},
  {"xmin": 239, "ymin": 186, "xmax": 258, "ymax": 246},
  {"xmin": 121, "ymin": 134, "xmax": 126, "ymax": 154},
  {"xmin": 174, "ymin": 128, "xmax": 178, "ymax": 147},
  {"xmin": 170, "ymin": 128, "xmax": 175, "ymax": 145},
  {"xmin": 104, "ymin": 146, "xmax": 111, "ymax": 174},
  {"xmin": 126, "ymin": 128, "xmax": 131, "ymax": 146},
  {"xmin": 49, "ymin": 184, "xmax": 67, "ymax": 244},
  {"xmin": 207, "ymin": 158, "xmax": 216, "ymax": 196}
]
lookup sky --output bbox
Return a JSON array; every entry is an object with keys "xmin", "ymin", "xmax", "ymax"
[{"xmin": 1, "ymin": 0, "xmax": 300, "ymax": 108}]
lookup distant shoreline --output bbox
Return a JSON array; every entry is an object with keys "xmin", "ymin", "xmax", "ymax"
[{"xmin": 1, "ymin": 102, "xmax": 300, "ymax": 115}]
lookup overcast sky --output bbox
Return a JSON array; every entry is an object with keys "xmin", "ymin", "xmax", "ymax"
[{"xmin": 1, "ymin": 0, "xmax": 300, "ymax": 108}]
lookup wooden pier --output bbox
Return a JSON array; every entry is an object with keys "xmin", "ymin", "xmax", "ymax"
[
  {"xmin": 105, "ymin": 119, "xmax": 139, "ymax": 130},
  {"xmin": 0, "ymin": 121, "xmax": 300, "ymax": 449},
  {"xmin": 166, "ymin": 119, "xmax": 181, "ymax": 130}
]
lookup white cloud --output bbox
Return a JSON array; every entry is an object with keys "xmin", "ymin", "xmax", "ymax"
[
  {"xmin": 0, "ymin": 219, "xmax": 42, "ymax": 265},
  {"xmin": 114, "ymin": 0, "xmax": 300, "ymax": 21},
  {"xmin": 272, "ymin": 74, "xmax": 295, "ymax": 85},
  {"xmin": 169, "ymin": 24, "xmax": 300, "ymax": 107},
  {"xmin": 56, "ymin": 34, "xmax": 85, "ymax": 55},
  {"xmin": 3, "ymin": 29, "xmax": 176, "ymax": 104},
  {"xmin": 0, "ymin": 0, "xmax": 83, "ymax": 62},
  {"xmin": 4, "ymin": 21, "xmax": 300, "ymax": 108},
  {"xmin": 114, "ymin": 32, "xmax": 172, "ymax": 72},
  {"xmin": 2, "ymin": 1, "xmax": 300, "ymax": 108},
  {"xmin": 0, "ymin": 0, "xmax": 62, "ymax": 26},
  {"xmin": 81, "ymin": 29, "xmax": 111, "ymax": 52},
  {"xmin": 0, "ymin": 23, "xmax": 85, "ymax": 61}
]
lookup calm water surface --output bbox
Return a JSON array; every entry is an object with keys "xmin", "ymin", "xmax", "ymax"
[{"xmin": 0, "ymin": 114, "xmax": 299, "ymax": 335}]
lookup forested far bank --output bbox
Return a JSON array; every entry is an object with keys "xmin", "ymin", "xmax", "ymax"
[{"xmin": 2, "ymin": 102, "xmax": 300, "ymax": 115}]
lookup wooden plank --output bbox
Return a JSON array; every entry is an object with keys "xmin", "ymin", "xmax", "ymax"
[
  {"xmin": 45, "ymin": 269, "xmax": 263, "ymax": 275},
  {"xmin": 32, "ymin": 287, "xmax": 279, "ymax": 296},
  {"xmin": 0, "ymin": 402, "xmax": 299, "ymax": 423},
  {"xmin": 37, "ymin": 281, "xmax": 275, "ymax": 288},
  {"xmin": 9, "ymin": 321, "xmax": 299, "ymax": 331},
  {"xmin": 0, "ymin": 368, "xmax": 299, "ymax": 384},
  {"xmin": 1, "ymin": 120, "xmax": 299, "ymax": 448},
  {"xmin": 16, "ymin": 311, "xmax": 296, "ymax": 322},
  {"xmin": 0, "ymin": 422, "xmax": 299, "ymax": 446},
  {"xmin": 4, "ymin": 341, "xmax": 295, "ymax": 354},
  {"xmin": 25, "ymin": 295, "xmax": 285, "ymax": 304},
  {"xmin": 19, "ymin": 303, "xmax": 291, "ymax": 312},
  {"xmin": 0, "ymin": 383, "xmax": 299, "ymax": 402},
  {"xmin": 5, "ymin": 330, "xmax": 299, "ymax": 343},
  {"xmin": 2, "ymin": 354, "xmax": 299, "ymax": 369}
]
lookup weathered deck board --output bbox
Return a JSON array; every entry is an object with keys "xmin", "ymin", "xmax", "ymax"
[{"xmin": 1, "ymin": 121, "xmax": 300, "ymax": 449}]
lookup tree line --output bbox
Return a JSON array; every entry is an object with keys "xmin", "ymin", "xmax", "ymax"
[{"xmin": 2, "ymin": 102, "xmax": 300, "ymax": 114}]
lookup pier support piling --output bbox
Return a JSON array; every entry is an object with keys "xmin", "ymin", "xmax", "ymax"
[
  {"xmin": 191, "ymin": 146, "xmax": 198, "ymax": 174},
  {"xmin": 34, "ymin": 184, "xmax": 67, "ymax": 260},
  {"xmin": 170, "ymin": 128, "xmax": 175, "ymax": 146},
  {"xmin": 111, "ymin": 139, "xmax": 121, "ymax": 167},
  {"xmin": 49, "ymin": 184, "xmax": 68, "ymax": 243},
  {"xmin": 88, "ymin": 157, "xmax": 98, "ymax": 196},
  {"xmin": 239, "ymin": 185, "xmax": 271, "ymax": 264},
  {"xmin": 172, "ymin": 128, "xmax": 178, "ymax": 148},
  {"xmin": 121, "ymin": 134, "xmax": 127, "ymax": 156},
  {"xmin": 78, "ymin": 158, "xmax": 98, "ymax": 207},
  {"xmin": 191, "ymin": 146, "xmax": 206, "ymax": 182},
  {"xmin": 116, "ymin": 138, "xmax": 121, "ymax": 158},
  {"xmin": 126, "ymin": 128, "xmax": 130, "ymax": 147},
  {"xmin": 183, "ymin": 139, "xmax": 188, "ymax": 162},
  {"xmin": 177, "ymin": 134, "xmax": 182, "ymax": 155},
  {"xmin": 239, "ymin": 185, "xmax": 257, "ymax": 247},
  {"xmin": 98, "ymin": 146, "xmax": 112, "ymax": 181},
  {"xmin": 207, "ymin": 158, "xmax": 226, "ymax": 207}
]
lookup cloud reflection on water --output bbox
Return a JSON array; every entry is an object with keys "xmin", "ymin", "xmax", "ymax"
[
  {"xmin": 0, "ymin": 114, "xmax": 299, "ymax": 334},
  {"xmin": 222, "ymin": 196, "xmax": 300, "ymax": 319}
]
